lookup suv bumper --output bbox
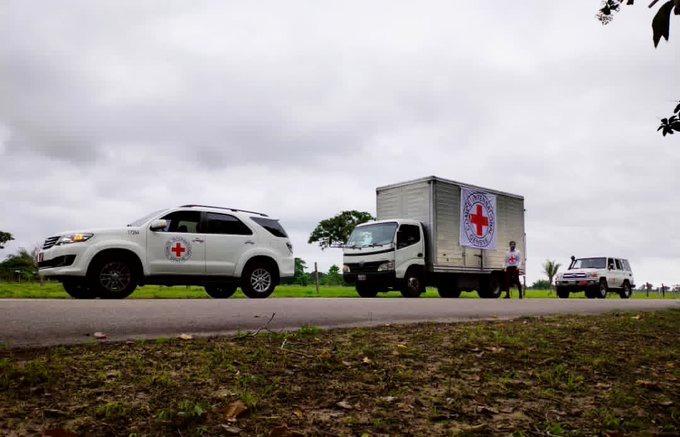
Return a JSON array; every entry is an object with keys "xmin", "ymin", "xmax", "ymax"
[{"xmin": 38, "ymin": 244, "xmax": 91, "ymax": 279}]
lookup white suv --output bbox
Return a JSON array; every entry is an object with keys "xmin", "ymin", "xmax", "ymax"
[
  {"xmin": 555, "ymin": 256, "xmax": 635, "ymax": 299},
  {"xmin": 37, "ymin": 205, "xmax": 294, "ymax": 299}
]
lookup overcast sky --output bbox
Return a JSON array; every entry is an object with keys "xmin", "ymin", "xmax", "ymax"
[{"xmin": 1, "ymin": 1, "xmax": 678, "ymax": 287}]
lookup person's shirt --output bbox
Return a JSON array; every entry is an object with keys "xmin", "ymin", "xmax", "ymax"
[{"xmin": 504, "ymin": 249, "xmax": 522, "ymax": 268}]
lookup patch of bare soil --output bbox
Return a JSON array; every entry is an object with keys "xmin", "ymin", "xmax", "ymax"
[{"xmin": 1, "ymin": 309, "xmax": 678, "ymax": 436}]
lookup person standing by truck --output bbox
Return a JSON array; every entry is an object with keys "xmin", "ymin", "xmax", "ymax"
[{"xmin": 504, "ymin": 240, "xmax": 522, "ymax": 299}]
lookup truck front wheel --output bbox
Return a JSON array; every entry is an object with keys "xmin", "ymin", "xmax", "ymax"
[
  {"xmin": 356, "ymin": 283, "xmax": 378, "ymax": 298},
  {"xmin": 401, "ymin": 270, "xmax": 424, "ymax": 298},
  {"xmin": 556, "ymin": 287, "xmax": 570, "ymax": 299}
]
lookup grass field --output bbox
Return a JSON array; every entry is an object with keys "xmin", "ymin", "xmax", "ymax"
[
  {"xmin": 0, "ymin": 281, "xmax": 677, "ymax": 299},
  {"xmin": 1, "ymin": 309, "xmax": 678, "ymax": 435}
]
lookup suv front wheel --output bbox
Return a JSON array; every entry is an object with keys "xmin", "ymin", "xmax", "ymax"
[
  {"xmin": 241, "ymin": 263, "xmax": 277, "ymax": 298},
  {"xmin": 89, "ymin": 256, "xmax": 137, "ymax": 299},
  {"xmin": 594, "ymin": 279, "xmax": 608, "ymax": 299}
]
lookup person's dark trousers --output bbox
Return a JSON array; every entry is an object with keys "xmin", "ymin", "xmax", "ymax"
[{"xmin": 504, "ymin": 266, "xmax": 522, "ymax": 298}]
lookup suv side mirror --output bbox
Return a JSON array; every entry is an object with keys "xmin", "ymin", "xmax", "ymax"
[{"xmin": 149, "ymin": 219, "xmax": 168, "ymax": 232}]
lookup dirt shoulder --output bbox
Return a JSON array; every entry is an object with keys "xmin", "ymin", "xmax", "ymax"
[{"xmin": 1, "ymin": 310, "xmax": 678, "ymax": 436}]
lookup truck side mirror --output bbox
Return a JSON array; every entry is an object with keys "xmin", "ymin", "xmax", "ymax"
[{"xmin": 149, "ymin": 219, "xmax": 168, "ymax": 232}]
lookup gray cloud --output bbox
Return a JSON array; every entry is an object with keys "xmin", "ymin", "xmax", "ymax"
[{"xmin": 1, "ymin": 1, "xmax": 678, "ymax": 286}]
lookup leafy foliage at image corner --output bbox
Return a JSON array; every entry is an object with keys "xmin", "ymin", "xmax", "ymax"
[
  {"xmin": 0, "ymin": 231, "xmax": 13, "ymax": 249},
  {"xmin": 597, "ymin": 0, "xmax": 680, "ymax": 136}
]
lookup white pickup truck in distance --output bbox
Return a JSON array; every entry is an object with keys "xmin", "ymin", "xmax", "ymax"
[
  {"xmin": 554, "ymin": 256, "xmax": 634, "ymax": 299},
  {"xmin": 37, "ymin": 205, "xmax": 294, "ymax": 299}
]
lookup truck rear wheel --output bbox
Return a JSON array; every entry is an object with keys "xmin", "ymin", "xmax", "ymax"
[
  {"xmin": 478, "ymin": 274, "xmax": 502, "ymax": 299},
  {"xmin": 401, "ymin": 270, "xmax": 424, "ymax": 298},
  {"xmin": 356, "ymin": 284, "xmax": 378, "ymax": 298}
]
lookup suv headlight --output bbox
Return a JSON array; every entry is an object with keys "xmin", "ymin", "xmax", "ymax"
[
  {"xmin": 377, "ymin": 261, "xmax": 395, "ymax": 272},
  {"xmin": 57, "ymin": 233, "xmax": 94, "ymax": 245}
]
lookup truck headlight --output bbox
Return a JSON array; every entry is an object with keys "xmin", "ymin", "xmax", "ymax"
[
  {"xmin": 342, "ymin": 264, "xmax": 350, "ymax": 273},
  {"xmin": 57, "ymin": 233, "xmax": 94, "ymax": 245},
  {"xmin": 377, "ymin": 261, "xmax": 395, "ymax": 272}
]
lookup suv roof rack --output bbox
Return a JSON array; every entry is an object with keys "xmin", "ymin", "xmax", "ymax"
[{"xmin": 180, "ymin": 205, "xmax": 269, "ymax": 217}]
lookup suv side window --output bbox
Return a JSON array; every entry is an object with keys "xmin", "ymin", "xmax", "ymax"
[
  {"xmin": 607, "ymin": 258, "xmax": 615, "ymax": 270},
  {"xmin": 615, "ymin": 259, "xmax": 622, "ymax": 270},
  {"xmin": 622, "ymin": 259, "xmax": 631, "ymax": 271},
  {"xmin": 160, "ymin": 211, "xmax": 201, "ymax": 233},
  {"xmin": 205, "ymin": 213, "xmax": 253, "ymax": 235},
  {"xmin": 397, "ymin": 224, "xmax": 420, "ymax": 249}
]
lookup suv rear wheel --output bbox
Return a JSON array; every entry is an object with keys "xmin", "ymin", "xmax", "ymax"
[
  {"xmin": 205, "ymin": 285, "xmax": 238, "ymax": 299},
  {"xmin": 241, "ymin": 263, "xmax": 276, "ymax": 298},
  {"xmin": 89, "ymin": 256, "xmax": 137, "ymax": 299},
  {"xmin": 619, "ymin": 281, "xmax": 632, "ymax": 299}
]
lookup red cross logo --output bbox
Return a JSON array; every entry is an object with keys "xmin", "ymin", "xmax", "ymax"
[
  {"xmin": 171, "ymin": 242, "xmax": 186, "ymax": 257},
  {"xmin": 508, "ymin": 255, "xmax": 518, "ymax": 264},
  {"xmin": 469, "ymin": 204, "xmax": 489, "ymax": 237}
]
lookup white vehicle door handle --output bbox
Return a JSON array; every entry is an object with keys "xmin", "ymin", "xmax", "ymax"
[
  {"xmin": 245, "ymin": 240, "xmax": 255, "ymax": 245},
  {"xmin": 192, "ymin": 238, "xmax": 204, "ymax": 243}
]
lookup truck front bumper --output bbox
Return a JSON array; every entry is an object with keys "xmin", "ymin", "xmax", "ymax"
[{"xmin": 344, "ymin": 272, "xmax": 397, "ymax": 288}]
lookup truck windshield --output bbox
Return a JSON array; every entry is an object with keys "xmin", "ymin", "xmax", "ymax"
[
  {"xmin": 346, "ymin": 222, "xmax": 398, "ymax": 248},
  {"xmin": 570, "ymin": 257, "xmax": 606, "ymax": 269}
]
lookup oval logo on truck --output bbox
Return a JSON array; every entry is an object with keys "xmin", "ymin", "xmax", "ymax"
[{"xmin": 460, "ymin": 189, "xmax": 497, "ymax": 250}]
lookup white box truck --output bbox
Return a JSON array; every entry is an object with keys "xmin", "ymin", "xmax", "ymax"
[{"xmin": 342, "ymin": 176, "xmax": 526, "ymax": 298}]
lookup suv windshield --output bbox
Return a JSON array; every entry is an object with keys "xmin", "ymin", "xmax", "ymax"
[
  {"xmin": 127, "ymin": 209, "xmax": 165, "ymax": 227},
  {"xmin": 570, "ymin": 257, "xmax": 606, "ymax": 269},
  {"xmin": 346, "ymin": 222, "xmax": 398, "ymax": 248}
]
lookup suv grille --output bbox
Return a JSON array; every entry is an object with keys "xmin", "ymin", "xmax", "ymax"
[
  {"xmin": 563, "ymin": 273, "xmax": 587, "ymax": 279},
  {"xmin": 42, "ymin": 236, "xmax": 59, "ymax": 250}
]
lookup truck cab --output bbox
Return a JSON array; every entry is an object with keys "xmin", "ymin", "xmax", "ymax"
[{"xmin": 343, "ymin": 219, "xmax": 426, "ymax": 297}]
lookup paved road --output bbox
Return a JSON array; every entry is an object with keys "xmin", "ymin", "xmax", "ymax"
[{"xmin": 1, "ymin": 298, "xmax": 677, "ymax": 348}]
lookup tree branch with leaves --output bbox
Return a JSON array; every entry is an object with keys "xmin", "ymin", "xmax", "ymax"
[
  {"xmin": 597, "ymin": 0, "xmax": 680, "ymax": 135},
  {"xmin": 308, "ymin": 210, "xmax": 375, "ymax": 249}
]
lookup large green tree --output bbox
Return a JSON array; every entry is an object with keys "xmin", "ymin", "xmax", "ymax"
[
  {"xmin": 597, "ymin": 0, "xmax": 680, "ymax": 135},
  {"xmin": 308, "ymin": 210, "xmax": 375, "ymax": 249},
  {"xmin": 0, "ymin": 247, "xmax": 37, "ymax": 281},
  {"xmin": 543, "ymin": 259, "xmax": 561, "ymax": 290},
  {"xmin": 0, "ymin": 231, "xmax": 14, "ymax": 249},
  {"xmin": 322, "ymin": 265, "xmax": 344, "ymax": 286}
]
